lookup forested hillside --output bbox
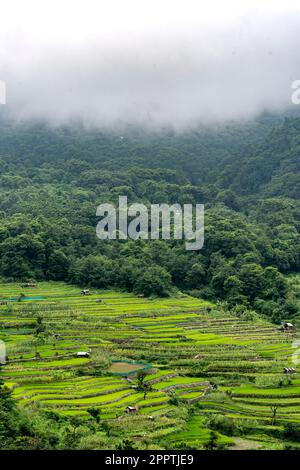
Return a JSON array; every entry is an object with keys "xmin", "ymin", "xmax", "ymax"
[{"xmin": 0, "ymin": 114, "xmax": 300, "ymax": 323}]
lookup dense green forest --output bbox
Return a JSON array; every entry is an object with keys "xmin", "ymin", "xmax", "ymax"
[
  {"xmin": 1, "ymin": 113, "xmax": 300, "ymax": 450},
  {"xmin": 0, "ymin": 113, "xmax": 300, "ymax": 323}
]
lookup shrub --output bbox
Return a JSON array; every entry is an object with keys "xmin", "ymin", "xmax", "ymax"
[{"xmin": 282, "ymin": 423, "xmax": 300, "ymax": 441}]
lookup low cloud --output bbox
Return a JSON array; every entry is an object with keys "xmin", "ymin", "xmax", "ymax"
[{"xmin": 1, "ymin": 1, "xmax": 300, "ymax": 128}]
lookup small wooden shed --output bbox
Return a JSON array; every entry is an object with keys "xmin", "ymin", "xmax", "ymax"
[
  {"xmin": 283, "ymin": 322, "xmax": 294, "ymax": 331},
  {"xmin": 125, "ymin": 405, "xmax": 138, "ymax": 414},
  {"xmin": 76, "ymin": 351, "xmax": 90, "ymax": 358},
  {"xmin": 81, "ymin": 289, "xmax": 91, "ymax": 295}
]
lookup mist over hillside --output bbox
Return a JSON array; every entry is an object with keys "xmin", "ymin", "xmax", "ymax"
[
  {"xmin": 1, "ymin": 1, "xmax": 300, "ymax": 127},
  {"xmin": 0, "ymin": 112, "xmax": 299, "ymax": 324}
]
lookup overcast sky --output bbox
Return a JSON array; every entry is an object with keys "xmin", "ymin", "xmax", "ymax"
[{"xmin": 1, "ymin": 0, "xmax": 300, "ymax": 127}]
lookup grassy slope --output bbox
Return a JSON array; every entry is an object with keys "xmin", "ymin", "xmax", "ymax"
[{"xmin": 0, "ymin": 281, "xmax": 299, "ymax": 449}]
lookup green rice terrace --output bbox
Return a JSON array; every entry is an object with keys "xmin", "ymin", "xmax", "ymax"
[{"xmin": 0, "ymin": 282, "xmax": 300, "ymax": 450}]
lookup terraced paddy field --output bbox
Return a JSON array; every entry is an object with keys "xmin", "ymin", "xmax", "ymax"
[{"xmin": 0, "ymin": 282, "xmax": 299, "ymax": 449}]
